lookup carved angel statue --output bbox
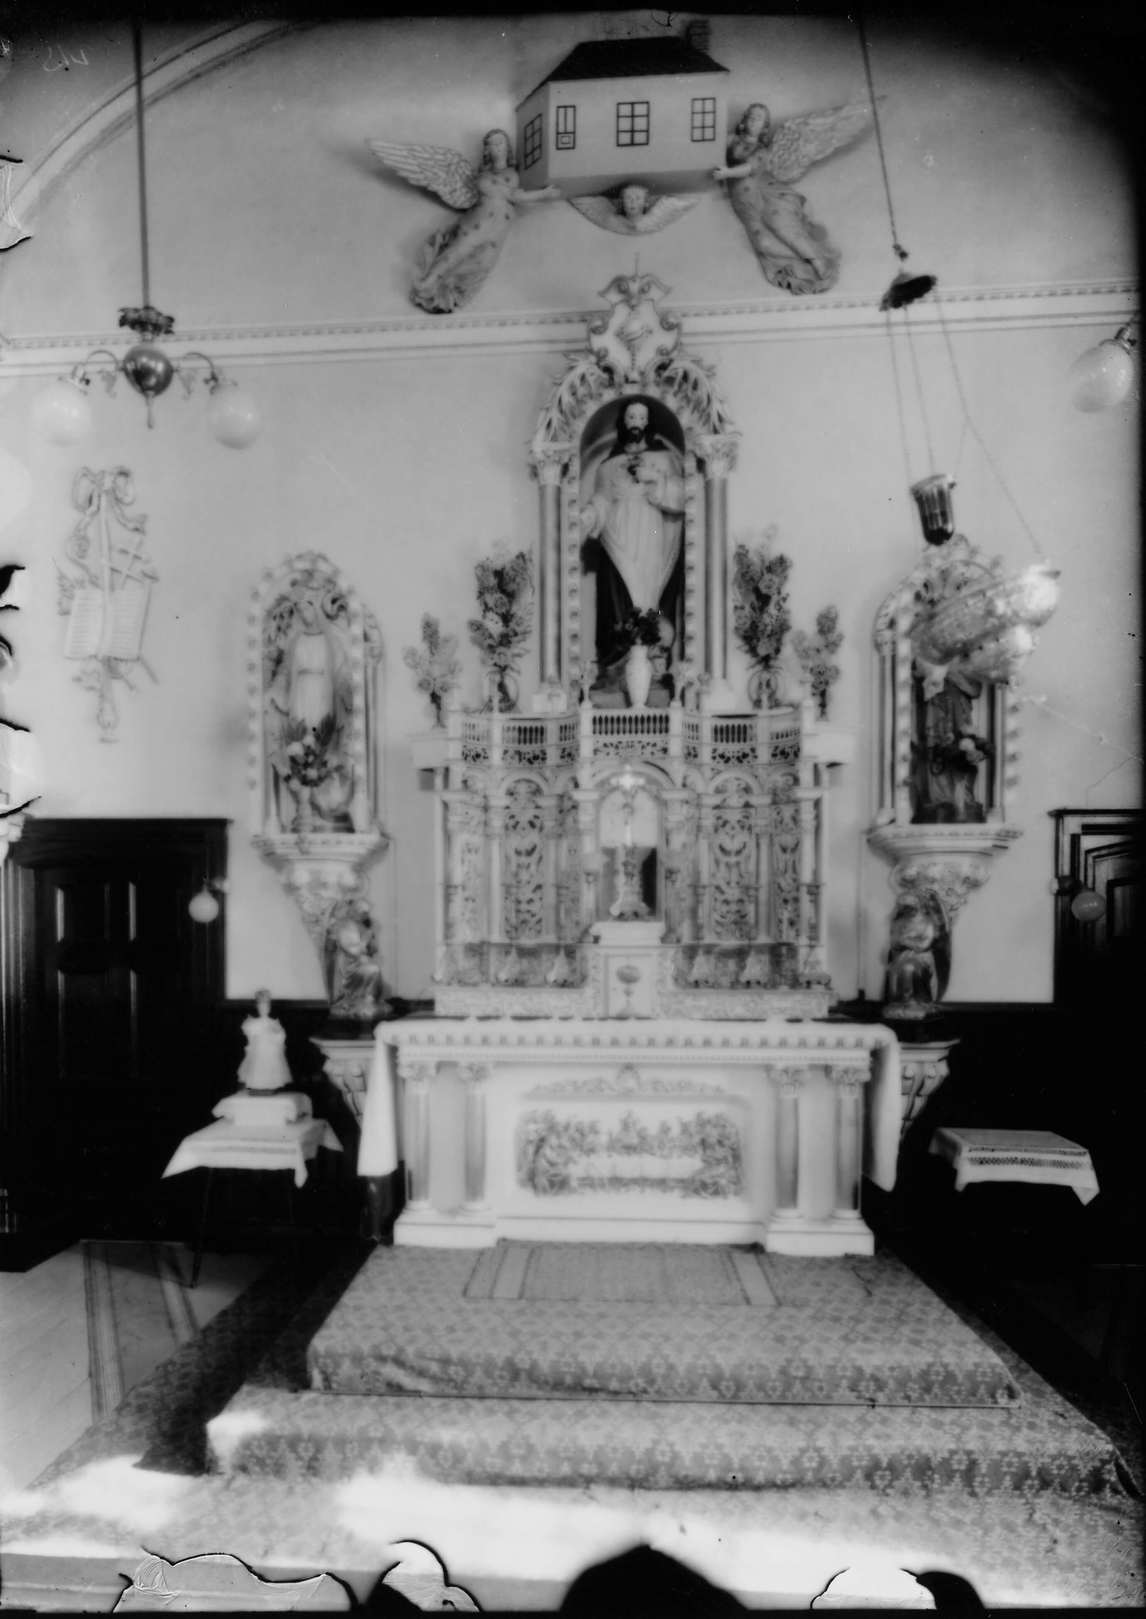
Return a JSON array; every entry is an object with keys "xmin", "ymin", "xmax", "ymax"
[
  {"xmin": 569, "ymin": 182, "xmax": 701, "ymax": 237},
  {"xmin": 713, "ymin": 101, "xmax": 873, "ymax": 295},
  {"xmin": 367, "ymin": 128, "xmax": 561, "ymax": 313}
]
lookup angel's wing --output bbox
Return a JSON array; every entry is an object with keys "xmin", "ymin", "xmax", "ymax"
[
  {"xmin": 366, "ymin": 139, "xmax": 480, "ymax": 211},
  {"xmin": 568, "ymin": 191, "xmax": 701, "ymax": 236},
  {"xmin": 762, "ymin": 101, "xmax": 872, "ymax": 184},
  {"xmin": 567, "ymin": 194, "xmax": 632, "ymax": 233},
  {"xmin": 634, "ymin": 193, "xmax": 701, "ymax": 234}
]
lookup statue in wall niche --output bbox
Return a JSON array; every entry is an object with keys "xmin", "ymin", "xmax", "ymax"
[
  {"xmin": 568, "ymin": 182, "xmax": 701, "ymax": 236},
  {"xmin": 884, "ymin": 892, "xmax": 950, "ymax": 1019},
  {"xmin": 367, "ymin": 129, "xmax": 561, "ymax": 314},
  {"xmin": 580, "ymin": 397, "xmax": 685, "ymax": 698},
  {"xmin": 237, "ymin": 990, "xmax": 292, "ymax": 1092},
  {"xmin": 911, "ymin": 657, "xmax": 992, "ymax": 824},
  {"xmin": 713, "ymin": 100, "xmax": 873, "ymax": 296},
  {"xmin": 264, "ymin": 588, "xmax": 354, "ymax": 833}
]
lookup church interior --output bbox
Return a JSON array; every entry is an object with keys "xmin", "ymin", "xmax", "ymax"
[{"xmin": 0, "ymin": 6, "xmax": 1142, "ymax": 1610}]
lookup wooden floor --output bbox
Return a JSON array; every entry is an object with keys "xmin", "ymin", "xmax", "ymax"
[{"xmin": 0, "ymin": 1243, "xmax": 270, "ymax": 1496}]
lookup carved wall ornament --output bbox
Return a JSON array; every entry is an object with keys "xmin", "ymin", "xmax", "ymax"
[
  {"xmin": 516, "ymin": 1105, "xmax": 744, "ymax": 1199},
  {"xmin": 526, "ymin": 1067, "xmax": 727, "ymax": 1099},
  {"xmin": 713, "ymin": 100, "xmax": 873, "ymax": 296},
  {"xmin": 249, "ymin": 553, "xmax": 387, "ymax": 1022},
  {"xmin": 867, "ymin": 496, "xmax": 1053, "ymax": 1014},
  {"xmin": 366, "ymin": 129, "xmax": 561, "ymax": 314},
  {"xmin": 56, "ymin": 468, "xmax": 158, "ymax": 740}
]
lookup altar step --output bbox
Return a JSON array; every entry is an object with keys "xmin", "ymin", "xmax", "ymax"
[
  {"xmin": 304, "ymin": 1244, "xmax": 1022, "ymax": 1407},
  {"xmin": 206, "ymin": 1382, "xmax": 1127, "ymax": 1496}
]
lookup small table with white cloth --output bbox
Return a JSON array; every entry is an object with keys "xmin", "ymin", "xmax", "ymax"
[
  {"xmin": 928, "ymin": 1127, "xmax": 1100, "ymax": 1204},
  {"xmin": 163, "ymin": 1114, "xmax": 342, "ymax": 1285}
]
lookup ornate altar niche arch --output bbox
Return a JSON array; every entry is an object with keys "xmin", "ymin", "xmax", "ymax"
[
  {"xmin": 248, "ymin": 552, "xmax": 389, "ymax": 1023},
  {"xmin": 424, "ymin": 272, "xmax": 851, "ymax": 1022},
  {"xmin": 529, "ymin": 270, "xmax": 739, "ymax": 713}
]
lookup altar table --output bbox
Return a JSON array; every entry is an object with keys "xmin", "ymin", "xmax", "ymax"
[{"xmin": 360, "ymin": 1019, "xmax": 900, "ymax": 1256}]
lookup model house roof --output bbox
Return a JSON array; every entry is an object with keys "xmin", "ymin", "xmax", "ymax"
[{"xmin": 525, "ymin": 38, "xmax": 729, "ymax": 98}]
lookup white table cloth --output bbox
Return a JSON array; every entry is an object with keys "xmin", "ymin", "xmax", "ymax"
[
  {"xmin": 162, "ymin": 1118, "xmax": 342, "ymax": 1189},
  {"xmin": 929, "ymin": 1126, "xmax": 1100, "ymax": 1204}
]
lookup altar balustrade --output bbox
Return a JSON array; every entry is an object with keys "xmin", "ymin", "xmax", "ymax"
[{"xmin": 361, "ymin": 1019, "xmax": 900, "ymax": 1255}]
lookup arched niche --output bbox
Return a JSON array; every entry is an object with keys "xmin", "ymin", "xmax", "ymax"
[{"xmin": 530, "ymin": 271, "xmax": 739, "ymax": 712}]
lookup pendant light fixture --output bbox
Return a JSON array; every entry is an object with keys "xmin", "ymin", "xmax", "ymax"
[
  {"xmin": 855, "ymin": 11, "xmax": 1059, "ymax": 680},
  {"xmin": 34, "ymin": 21, "xmax": 260, "ymax": 448},
  {"xmin": 857, "ymin": 15, "xmax": 936, "ymax": 314},
  {"xmin": 1070, "ymin": 319, "xmax": 1138, "ymax": 412}
]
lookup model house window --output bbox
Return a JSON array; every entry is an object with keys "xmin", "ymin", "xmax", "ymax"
[
  {"xmin": 523, "ymin": 113, "xmax": 543, "ymax": 169},
  {"xmin": 555, "ymin": 105, "xmax": 577, "ymax": 150},
  {"xmin": 616, "ymin": 100, "xmax": 650, "ymax": 147},
  {"xmin": 690, "ymin": 97, "xmax": 717, "ymax": 142}
]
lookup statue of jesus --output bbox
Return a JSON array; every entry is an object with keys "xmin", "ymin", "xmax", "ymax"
[{"xmin": 580, "ymin": 399, "xmax": 685, "ymax": 692}]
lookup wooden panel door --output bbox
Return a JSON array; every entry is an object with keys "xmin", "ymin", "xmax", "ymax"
[
  {"xmin": 1052, "ymin": 809, "xmax": 1141, "ymax": 1006},
  {"xmin": 1, "ymin": 819, "xmax": 227, "ymax": 1259}
]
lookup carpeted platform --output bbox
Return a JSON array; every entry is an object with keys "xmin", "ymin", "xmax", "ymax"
[
  {"xmin": 306, "ymin": 1244, "xmax": 1022, "ymax": 1406},
  {"xmin": 2, "ymin": 1239, "xmax": 1141, "ymax": 1610}
]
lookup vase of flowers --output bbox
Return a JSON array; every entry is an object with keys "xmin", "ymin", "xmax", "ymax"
[
  {"xmin": 792, "ymin": 606, "xmax": 844, "ymax": 719},
  {"xmin": 468, "ymin": 549, "xmax": 533, "ymax": 713},
  {"xmin": 279, "ymin": 715, "xmax": 339, "ymax": 832},
  {"xmin": 732, "ymin": 534, "xmax": 792, "ymax": 710},
  {"xmin": 621, "ymin": 608, "xmax": 664, "ymax": 709},
  {"xmin": 402, "ymin": 613, "xmax": 461, "ymax": 727}
]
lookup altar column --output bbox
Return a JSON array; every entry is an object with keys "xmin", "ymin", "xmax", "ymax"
[
  {"xmin": 460, "ymin": 1063, "xmax": 490, "ymax": 1211},
  {"xmin": 832, "ymin": 1066, "xmax": 866, "ymax": 1226},
  {"xmin": 531, "ymin": 449, "xmax": 566, "ymax": 702},
  {"xmin": 697, "ymin": 435, "xmax": 739, "ymax": 711},
  {"xmin": 772, "ymin": 1068, "xmax": 803, "ymax": 1218},
  {"xmin": 401, "ymin": 1060, "xmax": 434, "ymax": 1212}
]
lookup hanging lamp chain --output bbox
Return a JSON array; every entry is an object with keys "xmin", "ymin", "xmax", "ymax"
[{"xmin": 857, "ymin": 14, "xmax": 909, "ymax": 264}]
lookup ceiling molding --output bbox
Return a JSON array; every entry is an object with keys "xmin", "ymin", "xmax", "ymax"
[
  {"xmin": 1, "ymin": 280, "xmax": 1136, "ymax": 375},
  {"xmin": 9, "ymin": 21, "xmax": 312, "ymax": 228}
]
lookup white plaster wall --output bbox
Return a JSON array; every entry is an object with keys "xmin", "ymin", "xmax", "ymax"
[{"xmin": 0, "ymin": 12, "xmax": 1138, "ymax": 1004}]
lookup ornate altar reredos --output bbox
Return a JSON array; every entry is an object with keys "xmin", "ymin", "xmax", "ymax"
[
  {"xmin": 424, "ymin": 273, "xmax": 852, "ymax": 1021},
  {"xmin": 249, "ymin": 552, "xmax": 389, "ymax": 1023},
  {"xmin": 867, "ymin": 477, "xmax": 1059, "ymax": 1019}
]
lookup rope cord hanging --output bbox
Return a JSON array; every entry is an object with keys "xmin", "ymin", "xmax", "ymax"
[{"xmin": 933, "ymin": 292, "xmax": 1045, "ymax": 557}]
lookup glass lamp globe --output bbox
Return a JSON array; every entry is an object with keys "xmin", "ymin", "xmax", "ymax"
[
  {"xmin": 188, "ymin": 884, "xmax": 220, "ymax": 924},
  {"xmin": 207, "ymin": 380, "xmax": 261, "ymax": 449},
  {"xmin": 32, "ymin": 375, "xmax": 94, "ymax": 445},
  {"xmin": 1069, "ymin": 888, "xmax": 1106, "ymax": 923},
  {"xmin": 1070, "ymin": 332, "xmax": 1136, "ymax": 412}
]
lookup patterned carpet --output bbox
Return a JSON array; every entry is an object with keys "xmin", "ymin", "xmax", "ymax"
[
  {"xmin": 83, "ymin": 1242, "xmax": 199, "ymax": 1420},
  {"xmin": 1, "ymin": 1239, "xmax": 1141, "ymax": 1610},
  {"xmin": 307, "ymin": 1244, "xmax": 1022, "ymax": 1405}
]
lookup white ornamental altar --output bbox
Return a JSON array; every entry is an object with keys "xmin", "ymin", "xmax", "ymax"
[
  {"xmin": 363, "ymin": 272, "xmax": 901, "ymax": 1257},
  {"xmin": 361, "ymin": 1019, "xmax": 901, "ymax": 1254}
]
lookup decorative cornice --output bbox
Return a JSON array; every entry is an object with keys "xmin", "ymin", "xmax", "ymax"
[
  {"xmin": 2, "ymin": 281, "xmax": 1136, "ymax": 374},
  {"xmin": 382, "ymin": 1017, "xmax": 896, "ymax": 1062}
]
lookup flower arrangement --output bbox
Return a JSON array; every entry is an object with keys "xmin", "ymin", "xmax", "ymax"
[
  {"xmin": 402, "ymin": 613, "xmax": 461, "ymax": 726},
  {"xmin": 468, "ymin": 548, "xmax": 534, "ymax": 709},
  {"xmin": 280, "ymin": 715, "xmax": 339, "ymax": 789},
  {"xmin": 792, "ymin": 606, "xmax": 844, "ymax": 718},
  {"xmin": 732, "ymin": 533, "xmax": 792, "ymax": 669},
  {"xmin": 622, "ymin": 607, "xmax": 667, "ymax": 650}
]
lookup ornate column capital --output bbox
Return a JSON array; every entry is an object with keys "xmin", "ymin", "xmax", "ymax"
[
  {"xmin": 458, "ymin": 1062, "xmax": 490, "ymax": 1087},
  {"xmin": 530, "ymin": 444, "xmax": 571, "ymax": 486},
  {"xmin": 399, "ymin": 1057, "xmax": 437, "ymax": 1088},
  {"xmin": 696, "ymin": 433, "xmax": 739, "ymax": 479}
]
